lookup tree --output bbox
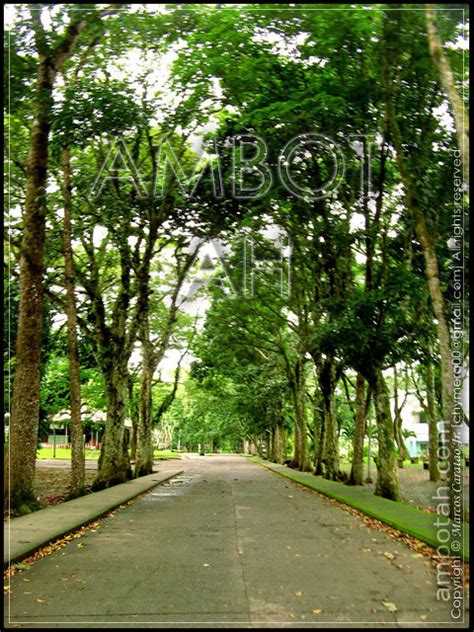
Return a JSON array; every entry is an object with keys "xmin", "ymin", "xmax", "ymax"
[
  {"xmin": 135, "ymin": 242, "xmax": 200, "ymax": 477},
  {"xmin": 6, "ymin": 4, "xmax": 122, "ymax": 509},
  {"xmin": 381, "ymin": 8, "xmax": 467, "ymax": 514},
  {"xmin": 425, "ymin": 4, "xmax": 469, "ymax": 188},
  {"xmin": 349, "ymin": 373, "xmax": 371, "ymax": 486}
]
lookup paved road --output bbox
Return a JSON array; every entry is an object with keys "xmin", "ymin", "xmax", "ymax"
[{"xmin": 4, "ymin": 455, "xmax": 468, "ymax": 628}]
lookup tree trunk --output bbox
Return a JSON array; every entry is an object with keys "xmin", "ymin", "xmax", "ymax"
[
  {"xmin": 289, "ymin": 358, "xmax": 308, "ymax": 470},
  {"xmin": 350, "ymin": 372, "xmax": 367, "ymax": 485},
  {"xmin": 392, "ymin": 365, "xmax": 409, "ymax": 463},
  {"xmin": 7, "ymin": 58, "xmax": 55, "ymax": 510},
  {"xmin": 270, "ymin": 427, "xmax": 276, "ymax": 462},
  {"xmin": 313, "ymin": 401, "xmax": 325, "ymax": 476},
  {"xmin": 128, "ymin": 377, "xmax": 138, "ymax": 462},
  {"xmin": 291, "ymin": 407, "xmax": 302, "ymax": 468},
  {"xmin": 265, "ymin": 432, "xmax": 271, "ymax": 461},
  {"xmin": 6, "ymin": 8, "xmax": 106, "ymax": 511},
  {"xmin": 386, "ymin": 81, "xmax": 456, "ymax": 515},
  {"xmin": 369, "ymin": 367, "xmax": 398, "ymax": 500},
  {"xmin": 62, "ymin": 146, "xmax": 85, "ymax": 498},
  {"xmin": 426, "ymin": 362, "xmax": 441, "ymax": 482},
  {"xmin": 393, "ymin": 413, "xmax": 410, "ymax": 463},
  {"xmin": 425, "ymin": 4, "xmax": 469, "ymax": 189},
  {"xmin": 271, "ymin": 422, "xmax": 285, "ymax": 464},
  {"xmin": 319, "ymin": 359, "xmax": 339, "ymax": 480},
  {"xmin": 280, "ymin": 426, "xmax": 288, "ymax": 461},
  {"xmin": 131, "ymin": 418, "xmax": 138, "ymax": 462},
  {"xmin": 93, "ymin": 364, "xmax": 132, "ymax": 489},
  {"xmin": 135, "ymin": 361, "xmax": 154, "ymax": 477}
]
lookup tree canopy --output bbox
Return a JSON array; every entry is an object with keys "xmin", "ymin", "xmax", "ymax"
[{"xmin": 4, "ymin": 3, "xmax": 469, "ymax": 522}]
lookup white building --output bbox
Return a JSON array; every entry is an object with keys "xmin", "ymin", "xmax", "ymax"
[{"xmin": 393, "ymin": 393, "xmax": 469, "ymax": 458}]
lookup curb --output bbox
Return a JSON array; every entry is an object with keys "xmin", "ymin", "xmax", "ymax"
[{"xmin": 4, "ymin": 469, "xmax": 183, "ymax": 567}]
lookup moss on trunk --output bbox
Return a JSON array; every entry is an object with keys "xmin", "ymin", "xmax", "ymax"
[
  {"xmin": 93, "ymin": 365, "xmax": 132, "ymax": 490},
  {"xmin": 350, "ymin": 373, "xmax": 367, "ymax": 486},
  {"xmin": 369, "ymin": 367, "xmax": 398, "ymax": 501}
]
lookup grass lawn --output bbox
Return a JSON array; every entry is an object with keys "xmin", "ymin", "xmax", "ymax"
[
  {"xmin": 152, "ymin": 449, "xmax": 181, "ymax": 460},
  {"xmin": 37, "ymin": 447, "xmax": 181, "ymax": 460},
  {"xmin": 37, "ymin": 447, "xmax": 100, "ymax": 459}
]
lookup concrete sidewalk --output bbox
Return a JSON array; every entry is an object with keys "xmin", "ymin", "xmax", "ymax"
[
  {"xmin": 254, "ymin": 459, "xmax": 470, "ymax": 561},
  {"xmin": 4, "ymin": 468, "xmax": 183, "ymax": 566}
]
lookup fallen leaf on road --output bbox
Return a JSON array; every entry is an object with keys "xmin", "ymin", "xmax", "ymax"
[
  {"xmin": 203, "ymin": 563, "xmax": 210, "ymax": 567},
  {"xmin": 77, "ymin": 543, "xmax": 84, "ymax": 548},
  {"xmin": 371, "ymin": 608, "xmax": 377, "ymax": 613},
  {"xmin": 420, "ymin": 614, "xmax": 427, "ymax": 621},
  {"xmin": 312, "ymin": 608, "xmax": 322, "ymax": 614},
  {"xmin": 36, "ymin": 598, "xmax": 44, "ymax": 603},
  {"xmin": 383, "ymin": 552, "xmax": 396, "ymax": 560},
  {"xmin": 4, "ymin": 585, "xmax": 11, "ymax": 592},
  {"xmin": 295, "ymin": 591, "xmax": 302, "ymax": 597},
  {"xmin": 382, "ymin": 601, "xmax": 397, "ymax": 613}
]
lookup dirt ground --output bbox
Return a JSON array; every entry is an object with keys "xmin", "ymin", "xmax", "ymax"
[
  {"xmin": 4, "ymin": 468, "xmax": 97, "ymax": 520},
  {"xmin": 34, "ymin": 467, "xmax": 97, "ymax": 507},
  {"xmin": 354, "ymin": 462, "xmax": 470, "ymax": 522}
]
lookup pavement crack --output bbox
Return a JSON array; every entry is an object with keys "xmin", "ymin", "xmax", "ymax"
[{"xmin": 230, "ymin": 482, "xmax": 252, "ymax": 621}]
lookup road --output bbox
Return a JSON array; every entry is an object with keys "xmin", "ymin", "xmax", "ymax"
[{"xmin": 4, "ymin": 455, "xmax": 468, "ymax": 628}]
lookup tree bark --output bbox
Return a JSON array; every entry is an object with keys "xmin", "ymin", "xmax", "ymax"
[
  {"xmin": 290, "ymin": 358, "xmax": 309, "ymax": 470},
  {"xmin": 62, "ymin": 147, "xmax": 85, "ymax": 497},
  {"xmin": 368, "ymin": 367, "xmax": 399, "ymax": 501},
  {"xmin": 313, "ymin": 397, "xmax": 325, "ymax": 476},
  {"xmin": 271, "ymin": 423, "xmax": 285, "ymax": 464},
  {"xmin": 93, "ymin": 362, "xmax": 132, "ymax": 489},
  {"xmin": 319, "ymin": 359, "xmax": 339, "ymax": 480},
  {"xmin": 426, "ymin": 362, "xmax": 441, "ymax": 482},
  {"xmin": 270, "ymin": 399, "xmax": 285, "ymax": 464},
  {"xmin": 350, "ymin": 372, "xmax": 367, "ymax": 485},
  {"xmin": 135, "ymin": 359, "xmax": 155, "ymax": 477},
  {"xmin": 131, "ymin": 418, "xmax": 138, "ymax": 461},
  {"xmin": 128, "ymin": 376, "xmax": 138, "ymax": 461},
  {"xmin": 7, "ymin": 45, "xmax": 57, "ymax": 508}
]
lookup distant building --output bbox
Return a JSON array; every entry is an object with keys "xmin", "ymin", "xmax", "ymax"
[{"xmin": 393, "ymin": 393, "xmax": 469, "ymax": 458}]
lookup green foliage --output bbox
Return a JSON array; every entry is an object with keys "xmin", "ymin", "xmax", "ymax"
[
  {"xmin": 4, "ymin": 4, "xmax": 469, "ymax": 494},
  {"xmin": 52, "ymin": 78, "xmax": 144, "ymax": 148}
]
